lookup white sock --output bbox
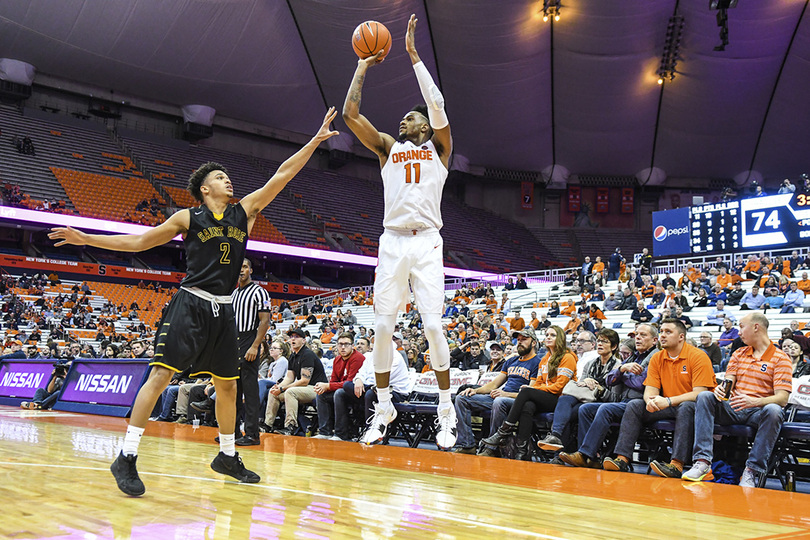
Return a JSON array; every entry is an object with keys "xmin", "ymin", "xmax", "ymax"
[
  {"xmin": 377, "ymin": 386, "xmax": 392, "ymax": 407},
  {"xmin": 122, "ymin": 425, "xmax": 145, "ymax": 456},
  {"xmin": 219, "ymin": 433, "xmax": 236, "ymax": 457},
  {"xmin": 438, "ymin": 388, "xmax": 452, "ymax": 407}
]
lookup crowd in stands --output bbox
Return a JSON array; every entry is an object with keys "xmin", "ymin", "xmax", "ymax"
[{"xmin": 1, "ymin": 182, "xmax": 70, "ymax": 214}]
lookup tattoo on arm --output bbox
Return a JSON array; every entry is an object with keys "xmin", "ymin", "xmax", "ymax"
[
  {"xmin": 301, "ymin": 367, "xmax": 314, "ymax": 379},
  {"xmin": 349, "ymin": 75, "xmax": 364, "ymax": 104}
]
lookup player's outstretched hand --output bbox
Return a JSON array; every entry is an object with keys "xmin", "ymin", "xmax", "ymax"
[
  {"xmin": 406, "ymin": 14, "xmax": 418, "ymax": 55},
  {"xmin": 48, "ymin": 226, "xmax": 87, "ymax": 247},
  {"xmin": 359, "ymin": 49, "xmax": 386, "ymax": 67},
  {"xmin": 314, "ymin": 107, "xmax": 340, "ymax": 143}
]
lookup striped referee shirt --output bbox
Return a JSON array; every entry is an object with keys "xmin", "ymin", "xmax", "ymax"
[{"xmin": 232, "ymin": 281, "xmax": 272, "ymax": 333}]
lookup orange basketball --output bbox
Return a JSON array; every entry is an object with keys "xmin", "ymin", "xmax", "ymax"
[{"xmin": 352, "ymin": 21, "xmax": 392, "ymax": 60}]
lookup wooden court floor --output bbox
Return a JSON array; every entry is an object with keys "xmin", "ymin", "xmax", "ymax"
[{"xmin": 2, "ymin": 406, "xmax": 809, "ymax": 540}]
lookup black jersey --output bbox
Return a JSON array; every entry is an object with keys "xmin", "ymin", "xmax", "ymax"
[{"xmin": 181, "ymin": 203, "xmax": 249, "ymax": 296}]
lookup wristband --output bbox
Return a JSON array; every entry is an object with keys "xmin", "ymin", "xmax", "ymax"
[{"xmin": 666, "ymin": 397, "xmax": 672, "ymax": 407}]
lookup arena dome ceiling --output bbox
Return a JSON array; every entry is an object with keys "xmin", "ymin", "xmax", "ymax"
[{"xmin": 1, "ymin": 0, "xmax": 808, "ymax": 184}]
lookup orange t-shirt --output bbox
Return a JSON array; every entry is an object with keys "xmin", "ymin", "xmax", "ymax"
[
  {"xmin": 644, "ymin": 343, "xmax": 716, "ymax": 397},
  {"xmin": 564, "ymin": 318, "xmax": 581, "ymax": 335},
  {"xmin": 798, "ymin": 280, "xmax": 810, "ymax": 295},
  {"xmin": 561, "ymin": 304, "xmax": 576, "ymax": 316},
  {"xmin": 510, "ymin": 317, "xmax": 526, "ymax": 331},
  {"xmin": 590, "ymin": 307, "xmax": 606, "ymax": 320},
  {"xmin": 716, "ymin": 274, "xmax": 732, "ymax": 289},
  {"xmin": 592, "ymin": 262, "xmax": 605, "ymax": 274},
  {"xmin": 744, "ymin": 260, "xmax": 761, "ymax": 273},
  {"xmin": 530, "ymin": 318, "xmax": 540, "ymax": 329},
  {"xmin": 532, "ymin": 351, "xmax": 577, "ymax": 394}
]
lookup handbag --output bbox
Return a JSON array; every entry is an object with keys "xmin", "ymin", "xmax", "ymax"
[
  {"xmin": 788, "ymin": 376, "xmax": 810, "ymax": 411},
  {"xmin": 562, "ymin": 380, "xmax": 599, "ymax": 403}
]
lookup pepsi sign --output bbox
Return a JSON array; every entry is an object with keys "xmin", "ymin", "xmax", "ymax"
[{"xmin": 652, "ymin": 207, "xmax": 690, "ymax": 257}]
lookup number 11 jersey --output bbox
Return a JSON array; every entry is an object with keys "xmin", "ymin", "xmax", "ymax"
[{"xmin": 381, "ymin": 139, "xmax": 447, "ymax": 232}]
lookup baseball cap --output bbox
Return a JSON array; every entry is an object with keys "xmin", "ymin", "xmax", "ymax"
[
  {"xmin": 392, "ymin": 332, "xmax": 404, "ymax": 340},
  {"xmin": 12, "ymin": 339, "xmax": 23, "ymax": 346},
  {"xmin": 490, "ymin": 342, "xmax": 504, "ymax": 351},
  {"xmin": 512, "ymin": 327, "xmax": 538, "ymax": 341},
  {"xmin": 287, "ymin": 328, "xmax": 306, "ymax": 338}
]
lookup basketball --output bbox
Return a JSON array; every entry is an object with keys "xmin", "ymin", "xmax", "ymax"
[{"xmin": 352, "ymin": 21, "xmax": 392, "ymax": 60}]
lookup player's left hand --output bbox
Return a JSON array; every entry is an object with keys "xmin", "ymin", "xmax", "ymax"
[
  {"xmin": 313, "ymin": 107, "xmax": 339, "ymax": 143},
  {"xmin": 730, "ymin": 393, "xmax": 759, "ymax": 411},
  {"xmin": 48, "ymin": 226, "xmax": 87, "ymax": 247},
  {"xmin": 245, "ymin": 344, "xmax": 259, "ymax": 362},
  {"xmin": 405, "ymin": 14, "xmax": 417, "ymax": 54}
]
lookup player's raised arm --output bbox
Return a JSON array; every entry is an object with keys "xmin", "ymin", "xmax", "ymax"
[
  {"xmin": 239, "ymin": 108, "xmax": 339, "ymax": 220},
  {"xmin": 406, "ymin": 14, "xmax": 452, "ymax": 166},
  {"xmin": 342, "ymin": 53, "xmax": 396, "ymax": 163},
  {"xmin": 48, "ymin": 209, "xmax": 191, "ymax": 252}
]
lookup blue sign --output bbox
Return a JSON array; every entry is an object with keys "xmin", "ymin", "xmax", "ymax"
[{"xmin": 652, "ymin": 207, "xmax": 690, "ymax": 257}]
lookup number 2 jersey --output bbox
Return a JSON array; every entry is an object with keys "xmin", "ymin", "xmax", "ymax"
[
  {"xmin": 380, "ymin": 139, "xmax": 447, "ymax": 231},
  {"xmin": 181, "ymin": 203, "xmax": 249, "ymax": 296}
]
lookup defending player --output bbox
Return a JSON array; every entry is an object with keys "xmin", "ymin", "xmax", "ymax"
[
  {"xmin": 342, "ymin": 14, "xmax": 457, "ymax": 448},
  {"xmin": 48, "ymin": 108, "xmax": 339, "ymax": 496}
]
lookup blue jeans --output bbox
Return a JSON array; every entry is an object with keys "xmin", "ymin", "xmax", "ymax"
[
  {"xmin": 578, "ymin": 402, "xmax": 628, "ymax": 459},
  {"xmin": 454, "ymin": 394, "xmax": 497, "ymax": 448},
  {"xmin": 33, "ymin": 387, "xmax": 60, "ymax": 410},
  {"xmin": 613, "ymin": 398, "xmax": 695, "ymax": 464},
  {"xmin": 157, "ymin": 385, "xmax": 179, "ymax": 420},
  {"xmin": 550, "ymin": 394, "xmax": 582, "ymax": 439},
  {"xmin": 692, "ymin": 391, "xmax": 784, "ymax": 473}
]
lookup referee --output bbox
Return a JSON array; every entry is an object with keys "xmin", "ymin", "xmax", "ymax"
[{"xmin": 232, "ymin": 258, "xmax": 272, "ymax": 446}]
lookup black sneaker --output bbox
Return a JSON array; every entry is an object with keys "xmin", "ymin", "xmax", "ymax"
[
  {"xmin": 190, "ymin": 399, "xmax": 212, "ymax": 413},
  {"xmin": 210, "ymin": 452, "xmax": 260, "ymax": 483},
  {"xmin": 602, "ymin": 456, "xmax": 632, "ymax": 473},
  {"xmin": 274, "ymin": 425, "xmax": 297, "ymax": 436},
  {"xmin": 110, "ymin": 451, "xmax": 146, "ymax": 496},
  {"xmin": 650, "ymin": 460, "xmax": 682, "ymax": 478}
]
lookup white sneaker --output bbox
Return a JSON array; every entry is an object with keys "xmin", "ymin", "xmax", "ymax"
[
  {"xmin": 329, "ymin": 435, "xmax": 343, "ymax": 441},
  {"xmin": 435, "ymin": 406, "xmax": 458, "ymax": 450},
  {"xmin": 312, "ymin": 434, "xmax": 331, "ymax": 440},
  {"xmin": 739, "ymin": 467, "xmax": 759, "ymax": 488},
  {"xmin": 360, "ymin": 402, "xmax": 397, "ymax": 445}
]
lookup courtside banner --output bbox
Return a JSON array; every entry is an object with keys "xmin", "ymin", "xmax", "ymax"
[
  {"xmin": 54, "ymin": 360, "xmax": 151, "ymax": 416},
  {"xmin": 0, "ymin": 360, "xmax": 55, "ymax": 403},
  {"xmin": 652, "ymin": 207, "xmax": 690, "ymax": 257}
]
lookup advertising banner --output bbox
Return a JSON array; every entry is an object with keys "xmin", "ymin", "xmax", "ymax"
[
  {"xmin": 651, "ymin": 207, "xmax": 691, "ymax": 257},
  {"xmin": 57, "ymin": 360, "xmax": 150, "ymax": 408},
  {"xmin": 0, "ymin": 360, "xmax": 55, "ymax": 401}
]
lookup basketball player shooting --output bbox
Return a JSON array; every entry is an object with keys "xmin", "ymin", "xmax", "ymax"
[
  {"xmin": 342, "ymin": 14, "xmax": 457, "ymax": 449},
  {"xmin": 48, "ymin": 108, "xmax": 338, "ymax": 496}
]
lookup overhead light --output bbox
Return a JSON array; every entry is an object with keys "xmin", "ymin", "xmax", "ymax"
[
  {"xmin": 656, "ymin": 14, "xmax": 685, "ymax": 84},
  {"xmin": 542, "ymin": 0, "xmax": 561, "ymax": 23}
]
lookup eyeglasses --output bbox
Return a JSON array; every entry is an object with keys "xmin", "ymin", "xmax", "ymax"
[
  {"xmin": 575, "ymin": 339, "xmax": 594, "ymax": 344},
  {"xmin": 596, "ymin": 338, "xmax": 611, "ymax": 344}
]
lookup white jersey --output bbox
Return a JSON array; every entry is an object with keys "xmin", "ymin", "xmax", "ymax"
[{"xmin": 381, "ymin": 139, "xmax": 447, "ymax": 231}]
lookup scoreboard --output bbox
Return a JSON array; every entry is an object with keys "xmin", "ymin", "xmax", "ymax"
[{"xmin": 655, "ymin": 193, "xmax": 810, "ymax": 256}]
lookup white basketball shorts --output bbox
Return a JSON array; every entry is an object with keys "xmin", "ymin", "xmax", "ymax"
[{"xmin": 373, "ymin": 229, "xmax": 444, "ymax": 316}]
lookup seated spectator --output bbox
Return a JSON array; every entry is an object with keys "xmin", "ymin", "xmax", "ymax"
[
  {"xmin": 578, "ymin": 312, "xmax": 595, "ymax": 334},
  {"xmin": 698, "ymin": 331, "xmax": 723, "ymax": 371},
  {"xmin": 693, "ymin": 287, "xmax": 710, "ymax": 307},
  {"xmin": 573, "ymin": 331, "xmax": 598, "ymax": 381},
  {"xmin": 718, "ymin": 317, "xmax": 740, "ymax": 349},
  {"xmin": 618, "ymin": 288, "xmax": 637, "ymax": 311},
  {"xmin": 504, "ymin": 277, "xmax": 515, "ymax": 291},
  {"xmin": 481, "ymin": 326, "xmax": 576, "ymax": 460},
  {"xmin": 453, "ymin": 341, "xmax": 540, "ymax": 454},
  {"xmin": 515, "ymin": 275, "xmax": 528, "ymax": 290},
  {"xmin": 547, "ymin": 300, "xmax": 561, "ymax": 318},
  {"xmin": 763, "ymin": 289, "xmax": 784, "ymax": 312},
  {"xmin": 716, "ymin": 267, "xmax": 733, "ymax": 291},
  {"xmin": 601, "ymin": 319, "xmax": 714, "ymax": 477},
  {"xmin": 528, "ymin": 311, "xmax": 540, "ymax": 330},
  {"xmin": 781, "ymin": 338, "xmax": 810, "ymax": 378},
  {"xmin": 726, "ymin": 281, "xmax": 745, "ymax": 306},
  {"xmin": 561, "ymin": 299, "xmax": 576, "ymax": 317},
  {"xmin": 674, "ymin": 306, "xmax": 693, "ymax": 330},
  {"xmin": 682, "ymin": 313, "xmax": 791, "ymax": 488},
  {"xmin": 743, "ymin": 255, "xmax": 762, "ymax": 280},
  {"xmin": 780, "ymin": 327, "xmax": 810, "ymax": 359},
  {"xmin": 559, "ymin": 326, "xmax": 658, "ymax": 469},
  {"xmin": 509, "ymin": 309, "xmax": 526, "ymax": 332},
  {"xmin": 258, "ymin": 340, "xmax": 289, "ymax": 414},
  {"xmin": 265, "ymin": 328, "xmax": 328, "ymax": 435},
  {"xmin": 707, "ymin": 285, "xmax": 727, "ymax": 306},
  {"xmin": 20, "ymin": 362, "xmax": 70, "ymax": 410},
  {"xmin": 630, "ymin": 304, "xmax": 653, "ymax": 323},
  {"xmin": 563, "ymin": 312, "xmax": 581, "ymax": 335},
  {"xmin": 313, "ymin": 332, "xmax": 365, "ymax": 439},
  {"xmin": 538, "ymin": 328, "xmax": 621, "ymax": 452},
  {"xmin": 591, "ymin": 284, "xmax": 605, "ymax": 302},
  {"xmin": 661, "ymin": 273, "xmax": 676, "ymax": 290},
  {"xmin": 603, "ymin": 292, "xmax": 619, "ymax": 312},
  {"xmin": 740, "ymin": 285, "xmax": 766, "ymax": 310},
  {"xmin": 450, "ymin": 339, "xmax": 488, "ymax": 371},
  {"xmin": 706, "ymin": 300, "xmax": 735, "ymax": 327},
  {"xmin": 650, "ymin": 285, "xmax": 666, "ymax": 308},
  {"xmin": 782, "ymin": 281, "xmax": 805, "ymax": 314}
]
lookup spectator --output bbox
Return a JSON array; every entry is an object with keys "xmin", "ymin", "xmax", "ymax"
[
  {"xmin": 538, "ymin": 328, "xmax": 621, "ymax": 452},
  {"xmin": 592, "ymin": 257, "xmax": 606, "ymax": 283},
  {"xmin": 630, "ymin": 304, "xmax": 653, "ymax": 323},
  {"xmin": 778, "ymin": 178, "xmax": 796, "ymax": 194},
  {"xmin": 718, "ymin": 317, "xmax": 740, "ymax": 348},
  {"xmin": 515, "ymin": 275, "xmax": 528, "ymax": 290},
  {"xmin": 481, "ymin": 326, "xmax": 577, "ymax": 461},
  {"xmin": 603, "ymin": 292, "xmax": 620, "ymax": 312},
  {"xmin": 608, "ymin": 249, "xmax": 623, "ymax": 281},
  {"xmin": 453, "ymin": 340, "xmax": 541, "ymax": 454},
  {"xmin": 743, "ymin": 255, "xmax": 762, "ymax": 280},
  {"xmin": 618, "ymin": 288, "xmax": 637, "ymax": 311},
  {"xmin": 504, "ymin": 277, "xmax": 515, "ymax": 291},
  {"xmin": 740, "ymin": 285, "xmax": 766, "ymax": 311},
  {"xmin": 547, "ymin": 300, "xmax": 561, "ymax": 318},
  {"xmin": 313, "ymin": 332, "xmax": 365, "ymax": 440},
  {"xmin": 782, "ymin": 281, "xmax": 805, "ymax": 314},
  {"xmin": 450, "ymin": 339, "xmax": 487, "ymax": 371},
  {"xmin": 682, "ymin": 313, "xmax": 791, "ymax": 487},
  {"xmin": 528, "ymin": 311, "xmax": 540, "ymax": 330},
  {"xmin": 674, "ymin": 306, "xmax": 693, "ymax": 330},
  {"xmin": 573, "ymin": 330, "xmax": 598, "ymax": 377},
  {"xmin": 581, "ymin": 257, "xmax": 593, "ymax": 282},
  {"xmin": 638, "ymin": 248, "xmax": 653, "ymax": 276},
  {"xmin": 602, "ymin": 319, "xmax": 714, "ymax": 477},
  {"xmin": 560, "ymin": 324, "xmax": 659, "ymax": 469},
  {"xmin": 726, "ymin": 281, "xmax": 746, "ymax": 306},
  {"xmin": 509, "ymin": 309, "xmax": 525, "ymax": 332},
  {"xmin": 698, "ymin": 331, "xmax": 723, "ymax": 371},
  {"xmin": 781, "ymin": 339, "xmax": 810, "ymax": 378},
  {"xmin": 706, "ymin": 300, "xmax": 735, "ymax": 327}
]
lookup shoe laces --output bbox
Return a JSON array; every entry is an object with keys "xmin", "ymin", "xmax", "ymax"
[{"xmin": 435, "ymin": 410, "xmax": 456, "ymax": 431}]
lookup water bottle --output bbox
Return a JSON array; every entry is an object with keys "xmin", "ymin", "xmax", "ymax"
[{"xmin": 786, "ymin": 470, "xmax": 796, "ymax": 492}]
